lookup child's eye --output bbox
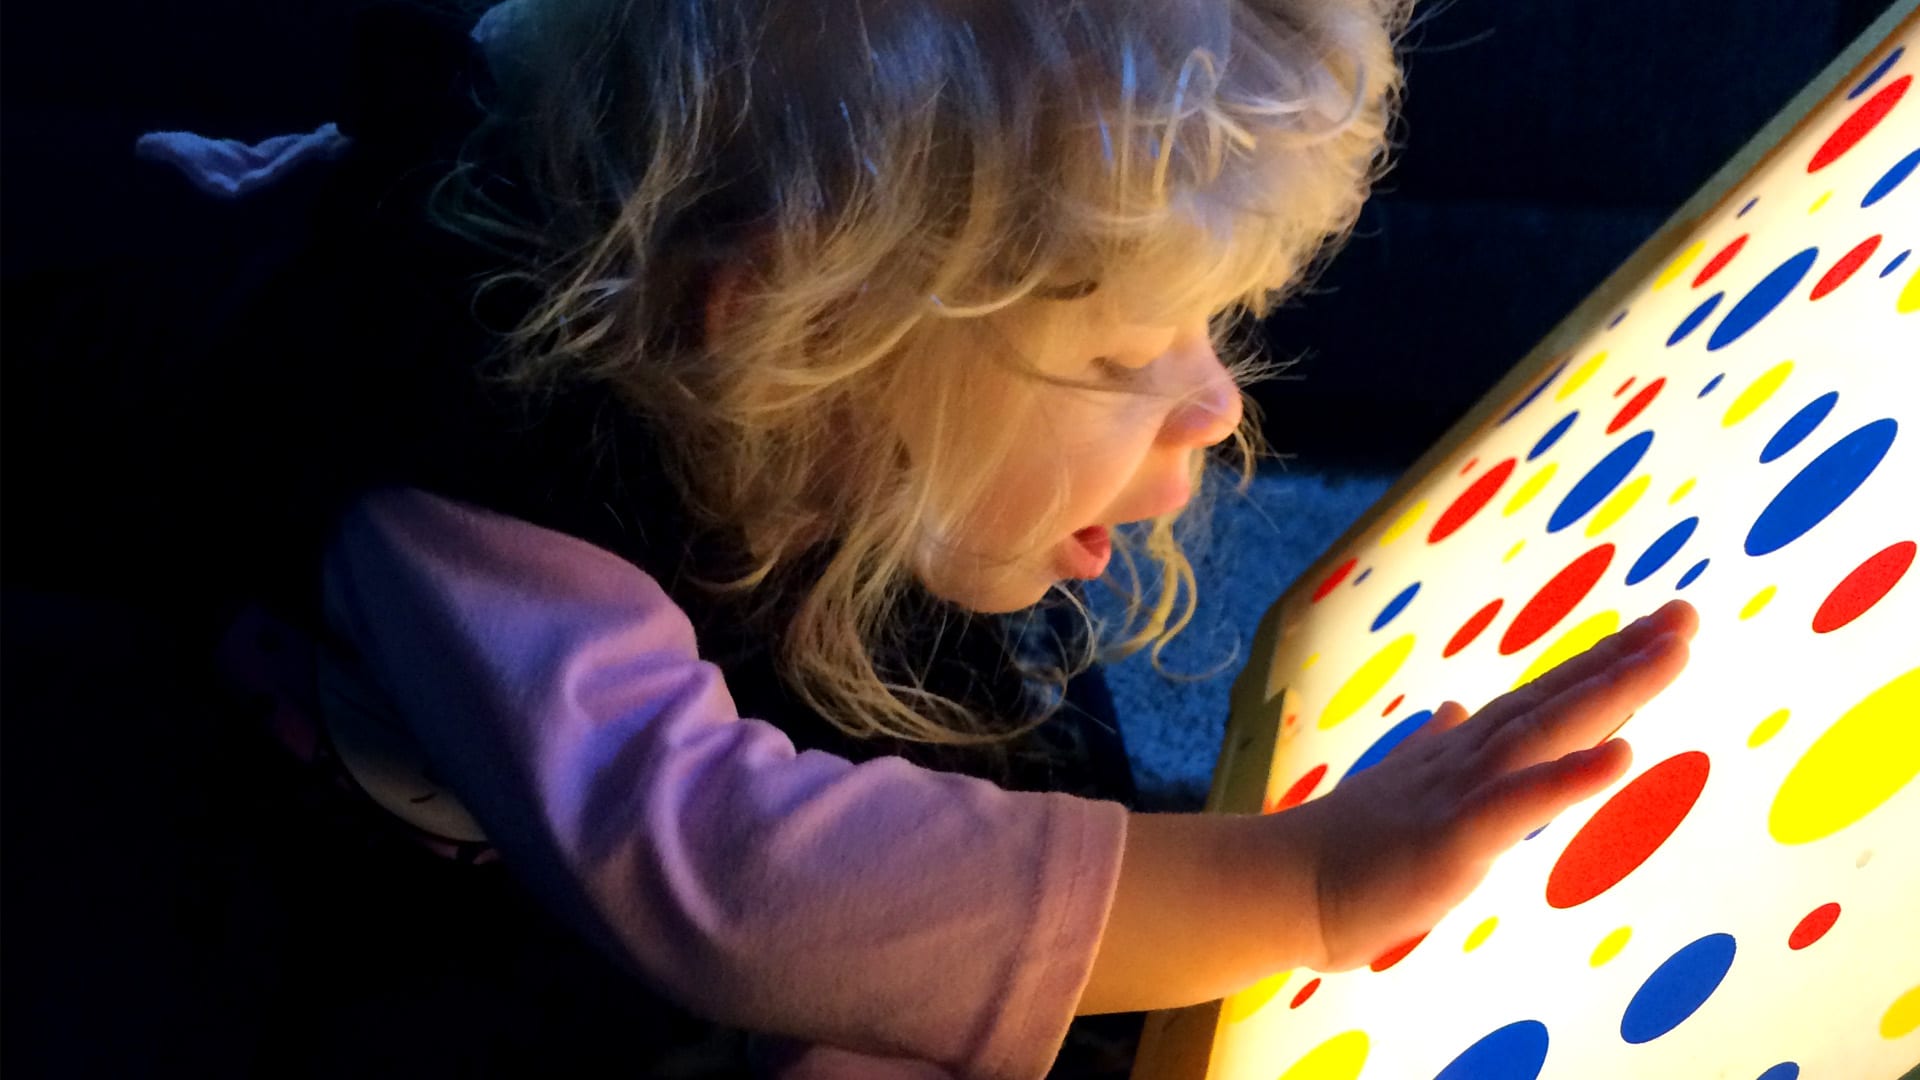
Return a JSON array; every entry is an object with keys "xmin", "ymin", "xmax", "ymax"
[{"xmin": 1093, "ymin": 356, "xmax": 1149, "ymax": 386}]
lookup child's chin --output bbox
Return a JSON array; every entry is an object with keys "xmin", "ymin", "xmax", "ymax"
[{"xmin": 916, "ymin": 566, "xmax": 1054, "ymax": 616}]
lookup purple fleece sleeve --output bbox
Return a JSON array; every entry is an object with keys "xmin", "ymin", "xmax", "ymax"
[{"xmin": 317, "ymin": 486, "xmax": 1130, "ymax": 1078}]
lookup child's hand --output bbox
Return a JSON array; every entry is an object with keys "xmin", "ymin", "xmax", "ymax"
[{"xmin": 1287, "ymin": 598, "xmax": 1698, "ymax": 972}]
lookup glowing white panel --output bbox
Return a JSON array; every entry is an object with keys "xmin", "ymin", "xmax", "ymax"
[{"xmin": 1205, "ymin": 17, "xmax": 1920, "ymax": 1080}]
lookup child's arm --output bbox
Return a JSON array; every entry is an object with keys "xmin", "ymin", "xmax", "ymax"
[
  {"xmin": 322, "ymin": 483, "xmax": 1693, "ymax": 1062},
  {"xmin": 1077, "ymin": 600, "xmax": 1695, "ymax": 1014},
  {"xmin": 321, "ymin": 486, "xmax": 1130, "ymax": 1077}
]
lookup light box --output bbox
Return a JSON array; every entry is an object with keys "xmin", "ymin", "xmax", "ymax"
[{"xmin": 1134, "ymin": 5, "xmax": 1920, "ymax": 1078}]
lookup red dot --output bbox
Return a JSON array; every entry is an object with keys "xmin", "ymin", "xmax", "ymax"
[
  {"xmin": 1270, "ymin": 763, "xmax": 1327, "ymax": 813},
  {"xmin": 1607, "ymin": 377, "xmax": 1666, "ymax": 434},
  {"xmin": 1693, "ymin": 233, "xmax": 1749, "ymax": 288},
  {"xmin": 1810, "ymin": 235, "xmax": 1884, "ymax": 300},
  {"xmin": 1810, "ymin": 74, "xmax": 1911, "ymax": 173},
  {"xmin": 1290, "ymin": 977, "xmax": 1322, "ymax": 1008},
  {"xmin": 1547, "ymin": 751, "xmax": 1710, "ymax": 908},
  {"xmin": 1501, "ymin": 545, "xmax": 1615, "ymax": 656},
  {"xmin": 1460, "ymin": 456, "xmax": 1479, "ymax": 476},
  {"xmin": 1382, "ymin": 693, "xmax": 1406, "ymax": 716},
  {"xmin": 1283, "ymin": 711, "xmax": 1299, "ymax": 729},
  {"xmin": 1788, "ymin": 902, "xmax": 1841, "ymax": 950},
  {"xmin": 1429, "ymin": 458, "xmax": 1519, "ymax": 544},
  {"xmin": 1370, "ymin": 930, "xmax": 1429, "ymax": 972},
  {"xmin": 1444, "ymin": 599, "xmax": 1505, "ymax": 658},
  {"xmin": 1312, "ymin": 558, "xmax": 1358, "ymax": 603},
  {"xmin": 1615, "ymin": 375, "xmax": 1637, "ymax": 398},
  {"xmin": 1813, "ymin": 540, "xmax": 1914, "ymax": 633}
]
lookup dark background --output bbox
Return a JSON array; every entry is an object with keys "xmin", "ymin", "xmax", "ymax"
[
  {"xmin": 0, "ymin": 0, "xmax": 1897, "ymax": 603},
  {"xmin": 1, "ymin": 1, "xmax": 1897, "ymax": 1075}
]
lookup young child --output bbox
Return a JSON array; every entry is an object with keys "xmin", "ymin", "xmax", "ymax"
[{"xmin": 255, "ymin": 0, "xmax": 1700, "ymax": 1074}]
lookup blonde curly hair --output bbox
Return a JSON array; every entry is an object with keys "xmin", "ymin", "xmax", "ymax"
[{"xmin": 431, "ymin": 0, "xmax": 1417, "ymax": 748}]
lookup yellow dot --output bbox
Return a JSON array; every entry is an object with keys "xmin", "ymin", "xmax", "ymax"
[
  {"xmin": 1320, "ymin": 635, "xmax": 1416, "ymax": 730},
  {"xmin": 1513, "ymin": 611, "xmax": 1621, "ymax": 690},
  {"xmin": 1883, "ymin": 983, "xmax": 1920, "ymax": 1039},
  {"xmin": 1557, "ymin": 351, "xmax": 1610, "ymax": 400},
  {"xmin": 1590, "ymin": 925, "xmax": 1633, "ymax": 967},
  {"xmin": 1769, "ymin": 667, "xmax": 1920, "ymax": 845},
  {"xmin": 1225, "ymin": 969, "xmax": 1290, "ymax": 1022},
  {"xmin": 1740, "ymin": 585, "xmax": 1778, "ymax": 620},
  {"xmin": 1747, "ymin": 708, "xmax": 1790, "ymax": 748},
  {"xmin": 1277, "ymin": 1030, "xmax": 1370, "ymax": 1080},
  {"xmin": 1723, "ymin": 360, "xmax": 1794, "ymax": 427},
  {"xmin": 1504, "ymin": 463, "xmax": 1558, "ymax": 517},
  {"xmin": 1504, "ymin": 539, "xmax": 1527, "ymax": 564},
  {"xmin": 1653, "ymin": 243, "xmax": 1704, "ymax": 292},
  {"xmin": 1464, "ymin": 915, "xmax": 1498, "ymax": 953},
  {"xmin": 1809, "ymin": 190, "xmax": 1833, "ymax": 213},
  {"xmin": 1668, "ymin": 477, "xmax": 1697, "ymax": 505},
  {"xmin": 1900, "ymin": 264, "xmax": 1920, "ymax": 315},
  {"xmin": 1302, "ymin": 653, "xmax": 1320, "ymax": 671},
  {"xmin": 1381, "ymin": 500, "xmax": 1426, "ymax": 545},
  {"xmin": 1585, "ymin": 474, "xmax": 1650, "ymax": 538}
]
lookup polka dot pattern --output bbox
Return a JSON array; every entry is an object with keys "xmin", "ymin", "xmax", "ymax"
[
  {"xmin": 1812, "ymin": 540, "xmax": 1913, "ymax": 632},
  {"xmin": 1430, "ymin": 459, "xmax": 1518, "ymax": 544},
  {"xmin": 1214, "ymin": 37, "xmax": 1920, "ymax": 1078},
  {"xmin": 1787, "ymin": 903, "xmax": 1840, "ymax": 950},
  {"xmin": 1433, "ymin": 1020, "xmax": 1550, "ymax": 1080},
  {"xmin": 1745, "ymin": 419, "xmax": 1898, "ymax": 556},
  {"xmin": 1621, "ymin": 934, "xmax": 1737, "ymax": 1044},
  {"xmin": 1548, "ymin": 752, "xmax": 1710, "ymax": 909},
  {"xmin": 1769, "ymin": 668, "xmax": 1920, "ymax": 845},
  {"xmin": 1501, "ymin": 545, "xmax": 1614, "ymax": 655}
]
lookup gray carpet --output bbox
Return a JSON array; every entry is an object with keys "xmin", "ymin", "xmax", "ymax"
[{"xmin": 1089, "ymin": 465, "xmax": 1399, "ymax": 810}]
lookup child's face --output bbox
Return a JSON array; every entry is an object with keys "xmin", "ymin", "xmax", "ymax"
[{"xmin": 907, "ymin": 305, "xmax": 1245, "ymax": 614}]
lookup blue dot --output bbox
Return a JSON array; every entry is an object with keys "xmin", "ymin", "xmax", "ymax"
[
  {"xmin": 1677, "ymin": 559, "xmax": 1710, "ymax": 589},
  {"xmin": 1499, "ymin": 359, "xmax": 1569, "ymax": 425},
  {"xmin": 1435, "ymin": 1020, "xmax": 1550, "ymax": 1080},
  {"xmin": 1548, "ymin": 430, "xmax": 1654, "ymax": 534},
  {"xmin": 1755, "ymin": 1064, "xmax": 1799, "ymax": 1080},
  {"xmin": 1884, "ymin": 250, "xmax": 1912, "ymax": 278},
  {"xmin": 1760, "ymin": 392, "xmax": 1838, "ymax": 463},
  {"xmin": 1353, "ymin": 566, "xmax": 1373, "ymax": 586},
  {"xmin": 1621, "ymin": 933, "xmax": 1737, "ymax": 1044},
  {"xmin": 1708, "ymin": 248, "xmax": 1819, "ymax": 352},
  {"xmin": 1849, "ymin": 45, "xmax": 1904, "ymax": 99},
  {"xmin": 1747, "ymin": 419, "xmax": 1898, "ymax": 556},
  {"xmin": 1523, "ymin": 822, "xmax": 1549, "ymax": 841},
  {"xmin": 1607, "ymin": 309, "xmax": 1628, "ymax": 329},
  {"xmin": 1737, "ymin": 197, "xmax": 1758, "ymax": 218},
  {"xmin": 1530, "ymin": 412, "xmax": 1578, "ymax": 461},
  {"xmin": 1372, "ymin": 583, "xmax": 1420, "ymax": 631},
  {"xmin": 1342, "ymin": 710, "xmax": 1432, "ymax": 782},
  {"xmin": 1699, "ymin": 373, "xmax": 1725, "ymax": 398},
  {"xmin": 1864, "ymin": 148, "xmax": 1920, "ymax": 207},
  {"xmin": 1627, "ymin": 517, "xmax": 1699, "ymax": 585},
  {"xmin": 1668, "ymin": 293, "xmax": 1724, "ymax": 347}
]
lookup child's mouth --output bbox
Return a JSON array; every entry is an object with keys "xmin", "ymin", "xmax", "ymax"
[{"xmin": 1065, "ymin": 525, "xmax": 1112, "ymax": 579}]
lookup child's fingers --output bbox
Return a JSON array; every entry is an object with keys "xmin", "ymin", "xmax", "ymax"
[
  {"xmin": 1462, "ymin": 738, "xmax": 1635, "ymax": 852},
  {"xmin": 1476, "ymin": 631, "xmax": 1689, "ymax": 776},
  {"xmin": 1391, "ymin": 700, "xmax": 1470, "ymax": 759},
  {"xmin": 1461, "ymin": 600, "xmax": 1696, "ymax": 751}
]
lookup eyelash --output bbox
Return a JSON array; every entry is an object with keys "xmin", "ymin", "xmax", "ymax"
[{"xmin": 1093, "ymin": 357, "xmax": 1148, "ymax": 386}]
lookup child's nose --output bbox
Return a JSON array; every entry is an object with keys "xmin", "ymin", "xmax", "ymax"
[{"xmin": 1164, "ymin": 355, "xmax": 1244, "ymax": 449}]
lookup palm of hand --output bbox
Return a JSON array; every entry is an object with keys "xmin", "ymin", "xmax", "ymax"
[{"xmin": 1290, "ymin": 599, "xmax": 1698, "ymax": 973}]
